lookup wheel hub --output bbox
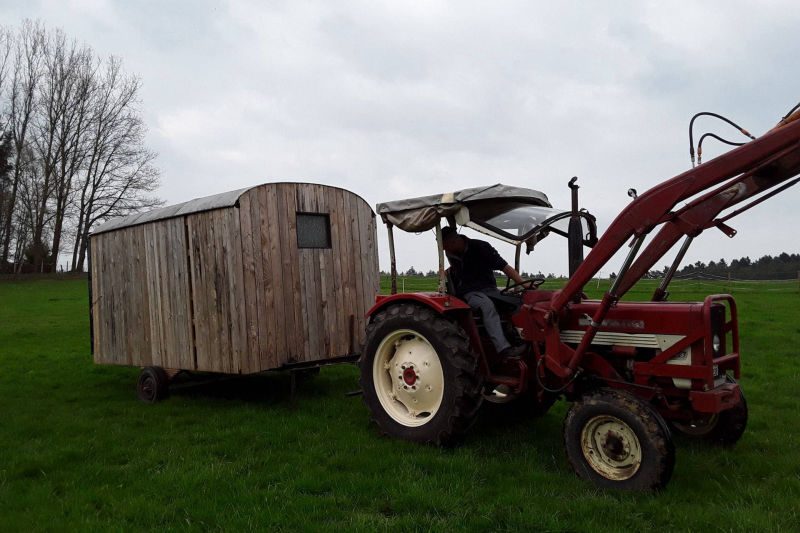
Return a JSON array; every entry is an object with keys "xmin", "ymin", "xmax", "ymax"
[
  {"xmin": 402, "ymin": 366, "xmax": 418, "ymax": 386},
  {"xmin": 581, "ymin": 415, "xmax": 642, "ymax": 480},
  {"xmin": 600, "ymin": 431, "xmax": 630, "ymax": 462}
]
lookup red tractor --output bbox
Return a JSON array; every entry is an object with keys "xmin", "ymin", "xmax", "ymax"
[{"xmin": 358, "ymin": 107, "xmax": 800, "ymax": 490}]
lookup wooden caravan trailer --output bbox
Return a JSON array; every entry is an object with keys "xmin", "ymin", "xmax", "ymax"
[{"xmin": 89, "ymin": 182, "xmax": 379, "ymax": 401}]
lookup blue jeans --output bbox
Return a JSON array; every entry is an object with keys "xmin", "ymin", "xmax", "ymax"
[{"xmin": 463, "ymin": 287, "xmax": 510, "ymax": 353}]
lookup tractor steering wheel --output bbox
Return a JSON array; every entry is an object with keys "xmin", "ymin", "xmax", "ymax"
[{"xmin": 501, "ymin": 278, "xmax": 545, "ymax": 294}]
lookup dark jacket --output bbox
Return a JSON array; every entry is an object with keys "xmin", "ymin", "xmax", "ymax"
[{"xmin": 446, "ymin": 237, "xmax": 508, "ymax": 295}]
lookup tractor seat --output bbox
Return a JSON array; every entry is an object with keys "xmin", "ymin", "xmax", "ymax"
[{"xmin": 487, "ymin": 292, "xmax": 522, "ymax": 315}]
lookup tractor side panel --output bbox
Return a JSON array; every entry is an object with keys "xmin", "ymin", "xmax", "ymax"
[
  {"xmin": 367, "ymin": 293, "xmax": 472, "ymax": 318},
  {"xmin": 561, "ymin": 300, "xmax": 702, "ymax": 335}
]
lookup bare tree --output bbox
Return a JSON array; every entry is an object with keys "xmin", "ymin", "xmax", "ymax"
[
  {"xmin": 38, "ymin": 31, "xmax": 96, "ymax": 266},
  {"xmin": 0, "ymin": 29, "xmax": 14, "ymax": 245},
  {"xmin": 0, "ymin": 26, "xmax": 12, "ymax": 130},
  {"xmin": 70, "ymin": 57, "xmax": 161, "ymax": 271},
  {"xmin": 15, "ymin": 144, "xmax": 50, "ymax": 266},
  {"xmin": 0, "ymin": 20, "xmax": 161, "ymax": 272},
  {"xmin": 1, "ymin": 20, "xmax": 43, "ymax": 268}
]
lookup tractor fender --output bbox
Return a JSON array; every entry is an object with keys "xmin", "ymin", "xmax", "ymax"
[{"xmin": 366, "ymin": 293, "xmax": 471, "ymax": 318}]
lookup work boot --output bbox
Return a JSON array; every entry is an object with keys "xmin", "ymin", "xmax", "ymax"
[{"xmin": 499, "ymin": 344, "xmax": 527, "ymax": 358}]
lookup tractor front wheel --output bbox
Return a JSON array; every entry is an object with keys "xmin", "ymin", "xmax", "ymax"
[
  {"xmin": 359, "ymin": 303, "xmax": 483, "ymax": 446},
  {"xmin": 671, "ymin": 375, "xmax": 748, "ymax": 445},
  {"xmin": 563, "ymin": 388, "xmax": 675, "ymax": 491}
]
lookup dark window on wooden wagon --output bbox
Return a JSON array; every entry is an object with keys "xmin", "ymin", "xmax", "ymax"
[{"xmin": 296, "ymin": 213, "xmax": 332, "ymax": 248}]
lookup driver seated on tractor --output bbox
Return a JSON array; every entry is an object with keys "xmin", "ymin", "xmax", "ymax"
[{"xmin": 441, "ymin": 226, "xmax": 527, "ymax": 358}]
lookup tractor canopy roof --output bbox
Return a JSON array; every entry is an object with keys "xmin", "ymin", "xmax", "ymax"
[{"xmin": 377, "ymin": 183, "xmax": 596, "ymax": 247}]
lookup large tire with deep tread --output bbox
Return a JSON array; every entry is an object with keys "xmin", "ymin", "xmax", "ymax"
[
  {"xmin": 359, "ymin": 303, "xmax": 483, "ymax": 446},
  {"xmin": 670, "ymin": 374, "xmax": 748, "ymax": 445},
  {"xmin": 563, "ymin": 388, "xmax": 675, "ymax": 491}
]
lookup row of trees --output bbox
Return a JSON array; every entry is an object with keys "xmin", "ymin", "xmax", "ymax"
[
  {"xmin": 381, "ymin": 268, "xmax": 556, "ymax": 279},
  {"xmin": 388, "ymin": 253, "xmax": 800, "ymax": 281},
  {"xmin": 674, "ymin": 253, "xmax": 800, "ymax": 280},
  {"xmin": 0, "ymin": 21, "xmax": 161, "ymax": 272}
]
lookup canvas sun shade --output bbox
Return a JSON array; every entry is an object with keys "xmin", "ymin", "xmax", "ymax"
[{"xmin": 375, "ymin": 184, "xmax": 551, "ymax": 233}]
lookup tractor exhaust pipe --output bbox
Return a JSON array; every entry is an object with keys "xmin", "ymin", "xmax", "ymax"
[{"xmin": 568, "ymin": 177, "xmax": 584, "ymax": 278}]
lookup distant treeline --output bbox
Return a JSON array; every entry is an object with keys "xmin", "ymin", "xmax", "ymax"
[
  {"xmin": 381, "ymin": 266, "xmax": 554, "ymax": 279},
  {"xmin": 384, "ymin": 252, "xmax": 800, "ymax": 281},
  {"xmin": 671, "ymin": 253, "xmax": 800, "ymax": 280}
]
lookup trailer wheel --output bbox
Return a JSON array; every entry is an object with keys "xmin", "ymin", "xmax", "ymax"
[
  {"xmin": 563, "ymin": 388, "xmax": 675, "ymax": 491},
  {"xmin": 137, "ymin": 366, "xmax": 170, "ymax": 403},
  {"xmin": 671, "ymin": 375, "xmax": 748, "ymax": 445},
  {"xmin": 359, "ymin": 303, "xmax": 483, "ymax": 446}
]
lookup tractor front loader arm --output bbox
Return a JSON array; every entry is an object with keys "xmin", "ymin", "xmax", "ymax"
[
  {"xmin": 616, "ymin": 144, "xmax": 800, "ymax": 298},
  {"xmin": 553, "ymin": 112, "xmax": 800, "ymax": 312},
  {"xmin": 548, "ymin": 110, "xmax": 800, "ymax": 377}
]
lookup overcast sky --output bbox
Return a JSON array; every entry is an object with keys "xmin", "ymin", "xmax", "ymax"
[{"xmin": 3, "ymin": 0, "xmax": 799, "ymax": 277}]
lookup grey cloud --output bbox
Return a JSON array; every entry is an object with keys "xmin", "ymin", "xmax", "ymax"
[{"xmin": 2, "ymin": 0, "xmax": 799, "ymax": 276}]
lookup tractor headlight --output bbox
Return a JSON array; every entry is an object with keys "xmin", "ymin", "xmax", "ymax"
[{"xmin": 712, "ymin": 334, "xmax": 721, "ymax": 355}]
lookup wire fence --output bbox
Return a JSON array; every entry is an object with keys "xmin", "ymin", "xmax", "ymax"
[{"xmin": 381, "ymin": 274, "xmax": 800, "ymax": 295}]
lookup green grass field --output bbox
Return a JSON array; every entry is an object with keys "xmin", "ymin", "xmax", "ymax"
[{"xmin": 1, "ymin": 276, "xmax": 799, "ymax": 531}]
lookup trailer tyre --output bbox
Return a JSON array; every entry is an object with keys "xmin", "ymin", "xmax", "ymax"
[
  {"xmin": 563, "ymin": 388, "xmax": 675, "ymax": 491},
  {"xmin": 359, "ymin": 303, "xmax": 483, "ymax": 446},
  {"xmin": 670, "ymin": 374, "xmax": 748, "ymax": 445},
  {"xmin": 137, "ymin": 366, "xmax": 170, "ymax": 403}
]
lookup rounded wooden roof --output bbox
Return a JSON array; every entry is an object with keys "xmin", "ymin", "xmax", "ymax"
[{"xmin": 93, "ymin": 182, "xmax": 370, "ymax": 235}]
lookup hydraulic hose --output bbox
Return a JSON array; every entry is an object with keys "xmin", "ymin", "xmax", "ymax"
[
  {"xmin": 696, "ymin": 132, "xmax": 746, "ymax": 164},
  {"xmin": 689, "ymin": 112, "xmax": 755, "ymax": 166}
]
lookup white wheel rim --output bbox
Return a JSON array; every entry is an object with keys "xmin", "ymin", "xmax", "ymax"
[
  {"xmin": 372, "ymin": 329, "xmax": 444, "ymax": 427},
  {"xmin": 580, "ymin": 415, "xmax": 642, "ymax": 480}
]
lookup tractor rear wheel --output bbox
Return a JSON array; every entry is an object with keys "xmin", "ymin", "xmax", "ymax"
[
  {"xmin": 563, "ymin": 388, "xmax": 675, "ymax": 491},
  {"xmin": 671, "ymin": 374, "xmax": 748, "ymax": 445},
  {"xmin": 359, "ymin": 303, "xmax": 483, "ymax": 446}
]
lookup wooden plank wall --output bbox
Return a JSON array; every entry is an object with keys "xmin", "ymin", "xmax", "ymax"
[
  {"xmin": 239, "ymin": 183, "xmax": 379, "ymax": 370},
  {"xmin": 92, "ymin": 182, "xmax": 379, "ymax": 374},
  {"xmin": 92, "ymin": 217, "xmax": 193, "ymax": 369},
  {"xmin": 186, "ymin": 208, "xmax": 248, "ymax": 373}
]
